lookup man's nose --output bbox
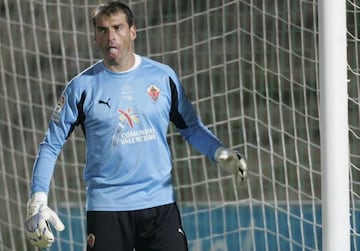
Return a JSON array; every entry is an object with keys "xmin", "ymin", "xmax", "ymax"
[{"xmin": 107, "ymin": 29, "xmax": 116, "ymax": 40}]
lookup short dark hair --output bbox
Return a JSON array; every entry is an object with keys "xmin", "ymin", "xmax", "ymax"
[{"xmin": 91, "ymin": 1, "xmax": 134, "ymax": 27}]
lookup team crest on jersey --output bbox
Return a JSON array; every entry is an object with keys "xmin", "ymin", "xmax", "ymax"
[
  {"xmin": 51, "ymin": 95, "xmax": 65, "ymax": 122},
  {"xmin": 87, "ymin": 233, "xmax": 95, "ymax": 248},
  {"xmin": 147, "ymin": 84, "xmax": 160, "ymax": 101}
]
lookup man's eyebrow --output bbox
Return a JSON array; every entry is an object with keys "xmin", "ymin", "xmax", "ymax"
[
  {"xmin": 96, "ymin": 23, "xmax": 126, "ymax": 29},
  {"xmin": 96, "ymin": 24, "xmax": 107, "ymax": 29},
  {"xmin": 112, "ymin": 23, "xmax": 126, "ymax": 28}
]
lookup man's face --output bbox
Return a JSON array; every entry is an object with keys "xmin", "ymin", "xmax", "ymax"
[{"xmin": 94, "ymin": 11, "xmax": 136, "ymax": 71}]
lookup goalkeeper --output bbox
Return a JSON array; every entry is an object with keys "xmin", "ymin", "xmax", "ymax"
[{"xmin": 25, "ymin": 1, "xmax": 247, "ymax": 251}]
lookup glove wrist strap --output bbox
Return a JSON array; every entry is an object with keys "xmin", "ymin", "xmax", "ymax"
[{"xmin": 30, "ymin": 192, "xmax": 48, "ymax": 204}]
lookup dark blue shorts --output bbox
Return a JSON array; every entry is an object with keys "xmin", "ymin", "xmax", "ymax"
[{"xmin": 86, "ymin": 203, "xmax": 188, "ymax": 251}]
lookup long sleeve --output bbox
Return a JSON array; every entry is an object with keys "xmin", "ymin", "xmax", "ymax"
[
  {"xmin": 30, "ymin": 82, "xmax": 85, "ymax": 194},
  {"xmin": 168, "ymin": 76, "xmax": 224, "ymax": 162}
]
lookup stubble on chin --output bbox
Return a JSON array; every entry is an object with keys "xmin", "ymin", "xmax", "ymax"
[{"xmin": 107, "ymin": 58, "xmax": 119, "ymax": 66}]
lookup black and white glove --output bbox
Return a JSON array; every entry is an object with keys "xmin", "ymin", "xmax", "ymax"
[
  {"xmin": 215, "ymin": 147, "xmax": 248, "ymax": 183},
  {"xmin": 25, "ymin": 192, "xmax": 65, "ymax": 249}
]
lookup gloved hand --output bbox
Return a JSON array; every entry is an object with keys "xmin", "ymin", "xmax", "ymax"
[
  {"xmin": 25, "ymin": 192, "xmax": 65, "ymax": 249},
  {"xmin": 215, "ymin": 147, "xmax": 248, "ymax": 183}
]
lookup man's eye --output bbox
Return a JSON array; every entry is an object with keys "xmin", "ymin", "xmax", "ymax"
[{"xmin": 97, "ymin": 27, "xmax": 106, "ymax": 33}]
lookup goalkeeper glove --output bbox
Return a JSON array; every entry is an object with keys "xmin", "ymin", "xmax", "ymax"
[
  {"xmin": 25, "ymin": 192, "xmax": 65, "ymax": 249},
  {"xmin": 215, "ymin": 147, "xmax": 248, "ymax": 183}
]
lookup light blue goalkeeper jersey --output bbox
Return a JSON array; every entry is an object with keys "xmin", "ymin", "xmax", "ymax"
[{"xmin": 31, "ymin": 55, "xmax": 224, "ymax": 211}]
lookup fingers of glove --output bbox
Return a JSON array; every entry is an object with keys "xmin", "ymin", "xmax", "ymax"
[
  {"xmin": 41, "ymin": 207, "xmax": 65, "ymax": 231},
  {"xmin": 236, "ymin": 154, "xmax": 248, "ymax": 182},
  {"xmin": 237, "ymin": 154, "xmax": 247, "ymax": 174},
  {"xmin": 236, "ymin": 168, "xmax": 247, "ymax": 183},
  {"xmin": 25, "ymin": 218, "xmax": 55, "ymax": 249},
  {"xmin": 236, "ymin": 173, "xmax": 244, "ymax": 184}
]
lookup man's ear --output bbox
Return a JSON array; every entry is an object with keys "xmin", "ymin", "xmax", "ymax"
[{"xmin": 130, "ymin": 25, "xmax": 137, "ymax": 41}]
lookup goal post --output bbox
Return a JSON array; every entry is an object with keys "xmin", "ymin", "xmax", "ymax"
[
  {"xmin": 319, "ymin": 0, "xmax": 350, "ymax": 250},
  {"xmin": 0, "ymin": 0, "xmax": 360, "ymax": 250}
]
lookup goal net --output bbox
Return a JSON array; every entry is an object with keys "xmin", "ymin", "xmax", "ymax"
[{"xmin": 0, "ymin": 0, "xmax": 359, "ymax": 250}]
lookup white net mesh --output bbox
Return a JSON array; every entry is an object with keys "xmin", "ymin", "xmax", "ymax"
[{"xmin": 0, "ymin": 0, "xmax": 359, "ymax": 250}]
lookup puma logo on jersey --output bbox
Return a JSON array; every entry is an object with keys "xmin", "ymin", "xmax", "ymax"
[{"xmin": 99, "ymin": 98, "xmax": 111, "ymax": 108}]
